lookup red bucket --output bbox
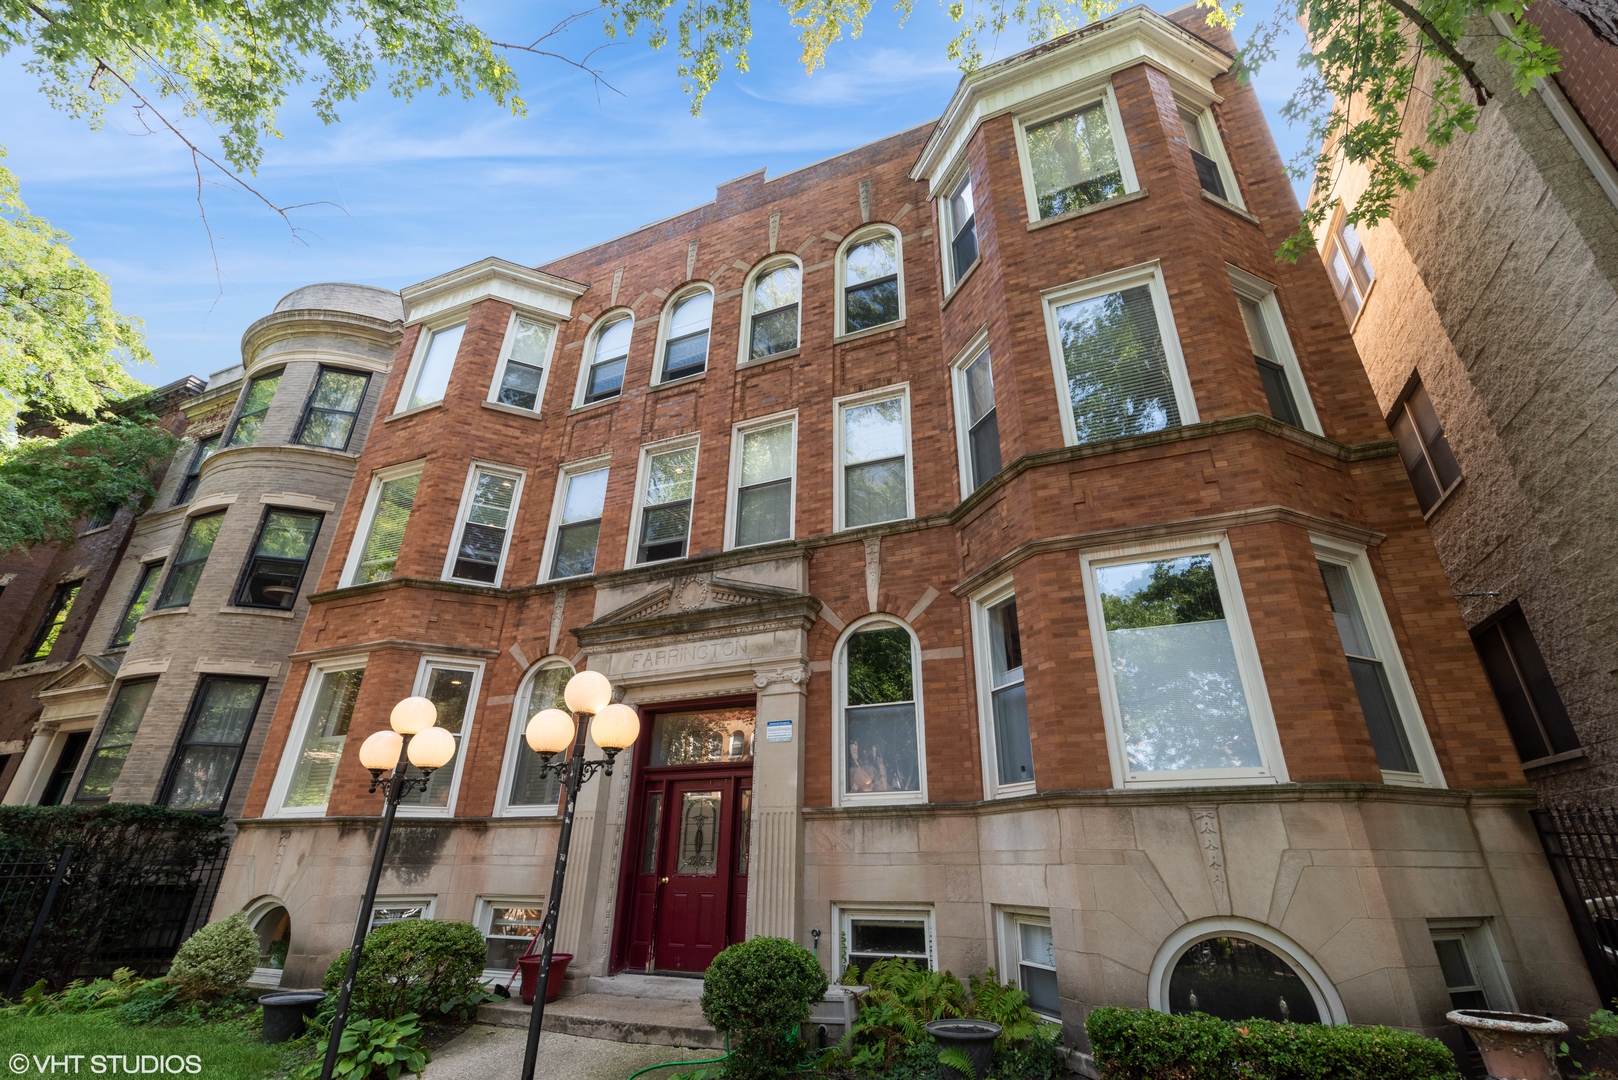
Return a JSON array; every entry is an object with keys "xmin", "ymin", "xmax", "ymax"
[{"xmin": 516, "ymin": 952, "xmax": 572, "ymax": 1005}]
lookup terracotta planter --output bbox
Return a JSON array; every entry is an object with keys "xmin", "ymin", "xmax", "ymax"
[
  {"xmin": 516, "ymin": 952, "xmax": 572, "ymax": 1005},
  {"xmin": 1447, "ymin": 1009, "xmax": 1568, "ymax": 1080}
]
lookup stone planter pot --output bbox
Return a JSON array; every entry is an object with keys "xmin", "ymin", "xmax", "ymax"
[
  {"xmin": 1447, "ymin": 1009, "xmax": 1568, "ymax": 1080},
  {"xmin": 926, "ymin": 1019, "xmax": 1000, "ymax": 1080}
]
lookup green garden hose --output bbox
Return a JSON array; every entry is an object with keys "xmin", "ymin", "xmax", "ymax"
[{"xmin": 623, "ymin": 1035, "xmax": 730, "ymax": 1080}]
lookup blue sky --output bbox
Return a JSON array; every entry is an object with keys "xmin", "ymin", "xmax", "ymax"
[{"xmin": 1, "ymin": 1, "xmax": 1311, "ymax": 388}]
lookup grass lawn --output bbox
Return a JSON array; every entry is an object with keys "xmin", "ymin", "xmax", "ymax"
[{"xmin": 0, "ymin": 1012, "xmax": 305, "ymax": 1080}]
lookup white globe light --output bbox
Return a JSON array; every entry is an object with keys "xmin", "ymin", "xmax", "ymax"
[
  {"xmin": 526, "ymin": 708, "xmax": 576, "ymax": 756},
  {"xmin": 407, "ymin": 725, "xmax": 456, "ymax": 770},
  {"xmin": 390, "ymin": 696, "xmax": 438, "ymax": 735},
  {"xmin": 564, "ymin": 670, "xmax": 613, "ymax": 716},
  {"xmin": 358, "ymin": 730, "xmax": 403, "ymax": 772},
  {"xmin": 590, "ymin": 702, "xmax": 642, "ymax": 752}
]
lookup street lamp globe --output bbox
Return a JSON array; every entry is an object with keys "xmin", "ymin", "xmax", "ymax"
[
  {"xmin": 390, "ymin": 696, "xmax": 438, "ymax": 735},
  {"xmin": 407, "ymin": 725, "xmax": 456, "ymax": 770},
  {"xmin": 526, "ymin": 708, "xmax": 575, "ymax": 756},
  {"xmin": 359, "ymin": 730, "xmax": 404, "ymax": 772},
  {"xmin": 590, "ymin": 703, "xmax": 641, "ymax": 752},
  {"xmin": 564, "ymin": 670, "xmax": 612, "ymax": 715}
]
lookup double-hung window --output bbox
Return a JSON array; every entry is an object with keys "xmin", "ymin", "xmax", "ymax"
[
  {"xmin": 161, "ymin": 676, "xmax": 266, "ymax": 813},
  {"xmin": 403, "ymin": 323, "xmax": 465, "ymax": 411},
  {"xmin": 159, "ymin": 512, "xmax": 226, "ymax": 608},
  {"xmin": 491, "ymin": 318, "xmax": 555, "ymax": 411},
  {"xmin": 1242, "ymin": 298, "xmax": 1299, "ymax": 426},
  {"xmin": 26, "ymin": 581, "xmax": 81, "ymax": 661},
  {"xmin": 997, "ymin": 912, "xmax": 1059, "ymax": 1017},
  {"xmin": 1021, "ymin": 91, "xmax": 1135, "ymax": 220},
  {"xmin": 295, "ymin": 368, "xmax": 370, "ymax": 449},
  {"xmin": 446, "ymin": 465, "xmax": 523, "ymax": 585},
  {"xmin": 236, "ymin": 509, "xmax": 323, "ymax": 609},
  {"xmin": 975, "ymin": 586, "xmax": 1032, "ymax": 794},
  {"xmin": 730, "ymin": 418, "xmax": 795, "ymax": 549},
  {"xmin": 501, "ymin": 663, "xmax": 571, "ymax": 813},
  {"xmin": 1323, "ymin": 213, "xmax": 1375, "ymax": 323},
  {"xmin": 634, "ymin": 443, "xmax": 697, "ymax": 564},
  {"xmin": 746, "ymin": 264, "xmax": 800, "ymax": 360},
  {"xmin": 274, "ymin": 662, "xmax": 365, "ymax": 813},
  {"xmin": 661, "ymin": 291, "xmax": 713, "ymax": 381},
  {"xmin": 583, "ymin": 317, "xmax": 631, "ymax": 404},
  {"xmin": 398, "ymin": 660, "xmax": 480, "ymax": 812},
  {"xmin": 75, "ymin": 678, "xmax": 156, "ymax": 802},
  {"xmin": 837, "ymin": 389, "xmax": 911, "ymax": 530},
  {"xmin": 227, "ymin": 373, "xmax": 282, "ymax": 447},
  {"xmin": 547, "ymin": 464, "xmax": 609, "ymax": 579},
  {"xmin": 346, "ymin": 466, "xmax": 422, "ymax": 586},
  {"xmin": 838, "ymin": 621, "xmax": 924, "ymax": 804},
  {"xmin": 1391, "ymin": 382, "xmax": 1462, "ymax": 514},
  {"xmin": 943, "ymin": 175, "xmax": 978, "ymax": 287},
  {"xmin": 952, "ymin": 344, "xmax": 1001, "ymax": 495},
  {"xmin": 1083, "ymin": 537, "xmax": 1282, "ymax": 787},
  {"xmin": 1228, "ymin": 268, "xmax": 1318, "ymax": 433},
  {"xmin": 1177, "ymin": 104, "xmax": 1241, "ymax": 205},
  {"xmin": 841, "ymin": 233, "xmax": 901, "ymax": 334},
  {"xmin": 174, "ymin": 435, "xmax": 219, "ymax": 505},
  {"xmin": 1044, "ymin": 264, "xmax": 1195, "ymax": 447},
  {"xmin": 1471, "ymin": 604, "xmax": 1581, "ymax": 765},
  {"xmin": 111, "ymin": 563, "xmax": 163, "ymax": 648}
]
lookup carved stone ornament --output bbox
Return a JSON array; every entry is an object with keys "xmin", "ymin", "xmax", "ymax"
[{"xmin": 753, "ymin": 664, "xmax": 809, "ymax": 689}]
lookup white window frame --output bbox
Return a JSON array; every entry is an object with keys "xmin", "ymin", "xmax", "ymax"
[
  {"xmin": 1041, "ymin": 261, "xmax": 1199, "ymax": 448},
  {"xmin": 833, "ymin": 383, "xmax": 915, "ymax": 533},
  {"xmin": 834, "ymin": 904, "xmax": 937, "ymax": 978},
  {"xmin": 1428, "ymin": 919, "xmax": 1518, "ymax": 1012},
  {"xmin": 724, "ymin": 411, "xmax": 798, "ymax": 551},
  {"xmin": 369, "ymin": 896, "xmax": 436, "ymax": 931},
  {"xmin": 394, "ymin": 319, "xmax": 466, "ymax": 414},
  {"xmin": 1321, "ymin": 205, "xmax": 1375, "ymax": 328},
  {"xmin": 832, "ymin": 614, "xmax": 928, "ymax": 809},
  {"xmin": 970, "ymin": 575, "xmax": 1034, "ymax": 800},
  {"xmin": 737, "ymin": 257, "xmax": 803, "ymax": 367},
  {"xmin": 949, "ymin": 330, "xmax": 996, "ymax": 501},
  {"xmin": 1176, "ymin": 98, "xmax": 1245, "ymax": 209},
  {"xmin": 339, "ymin": 459, "xmax": 426, "ymax": 588},
  {"xmin": 539, "ymin": 455, "xmax": 612, "ymax": 582},
  {"xmin": 1311, "ymin": 533, "xmax": 1446, "ymax": 788},
  {"xmin": 441, "ymin": 461, "xmax": 526, "ymax": 587},
  {"xmin": 1227, "ymin": 266, "xmax": 1321, "ymax": 435},
  {"xmin": 939, "ymin": 168, "xmax": 979, "ymax": 293},
  {"xmin": 485, "ymin": 311, "xmax": 559, "ymax": 414},
  {"xmin": 654, "ymin": 284, "xmax": 716, "ymax": 385},
  {"xmin": 625, "ymin": 433, "xmax": 701, "ymax": 568},
  {"xmin": 574, "ymin": 311, "xmax": 634, "ymax": 408},
  {"xmin": 475, "ymin": 896, "xmax": 547, "ymax": 983},
  {"xmin": 1080, "ymin": 531, "xmax": 1286, "ymax": 789},
  {"xmin": 395, "ymin": 655, "xmax": 484, "ymax": 818},
  {"xmin": 834, "ymin": 227, "xmax": 906, "ymax": 341},
  {"xmin": 994, "ymin": 907, "xmax": 1058, "ymax": 1018},
  {"xmin": 1148, "ymin": 916, "xmax": 1347, "ymax": 1023},
  {"xmin": 1013, "ymin": 82, "xmax": 1140, "ymax": 224},
  {"xmin": 265, "ymin": 655, "xmax": 370, "ymax": 818},
  {"xmin": 493, "ymin": 657, "xmax": 575, "ymax": 817}
]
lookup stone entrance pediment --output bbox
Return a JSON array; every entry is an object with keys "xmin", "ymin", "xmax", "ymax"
[{"xmin": 37, "ymin": 654, "xmax": 119, "ymax": 696}]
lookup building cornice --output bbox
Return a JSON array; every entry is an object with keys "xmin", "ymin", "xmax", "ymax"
[
  {"xmin": 241, "ymin": 308, "xmax": 403, "ymax": 370},
  {"xmin": 401, "ymin": 256, "xmax": 590, "ymax": 327}
]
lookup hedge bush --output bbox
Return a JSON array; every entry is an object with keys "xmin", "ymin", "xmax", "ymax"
[
  {"xmin": 1086, "ymin": 1006, "xmax": 1461, "ymax": 1080},
  {"xmin": 167, "ymin": 912, "xmax": 258, "ymax": 1000},
  {"xmin": 322, "ymin": 920, "xmax": 488, "ymax": 1021},
  {"xmin": 701, "ymin": 937, "xmax": 828, "ymax": 1080}
]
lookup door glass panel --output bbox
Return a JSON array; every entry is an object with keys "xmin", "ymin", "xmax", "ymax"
[
  {"xmin": 735, "ymin": 789, "xmax": 753, "ymax": 875},
  {"xmin": 649, "ymin": 709, "xmax": 755, "ymax": 765},
  {"xmin": 640, "ymin": 791, "xmax": 664, "ymax": 874},
  {"xmin": 677, "ymin": 790, "xmax": 722, "ymax": 876}
]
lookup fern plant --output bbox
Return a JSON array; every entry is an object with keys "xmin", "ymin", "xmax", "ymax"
[{"xmin": 937, "ymin": 1045, "xmax": 979, "ymax": 1080}]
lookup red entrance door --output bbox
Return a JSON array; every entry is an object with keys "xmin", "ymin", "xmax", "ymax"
[{"xmin": 619, "ymin": 704, "xmax": 754, "ymax": 974}]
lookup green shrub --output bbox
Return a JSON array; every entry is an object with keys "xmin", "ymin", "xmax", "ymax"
[
  {"xmin": 701, "ymin": 937, "xmax": 829, "ymax": 1080},
  {"xmin": 1086, "ymin": 1006, "xmax": 1461, "ymax": 1080},
  {"xmin": 322, "ymin": 919, "xmax": 489, "ymax": 1021},
  {"xmin": 168, "ymin": 913, "xmax": 258, "ymax": 1000},
  {"xmin": 297, "ymin": 1013, "xmax": 430, "ymax": 1080}
]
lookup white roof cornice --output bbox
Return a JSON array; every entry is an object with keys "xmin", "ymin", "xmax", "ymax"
[
  {"xmin": 909, "ymin": 6, "xmax": 1232, "ymax": 193},
  {"xmin": 401, "ymin": 257, "xmax": 590, "ymax": 327}
]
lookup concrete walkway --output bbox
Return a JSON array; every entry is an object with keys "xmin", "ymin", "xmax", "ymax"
[{"xmin": 420, "ymin": 1024, "xmax": 718, "ymax": 1080}]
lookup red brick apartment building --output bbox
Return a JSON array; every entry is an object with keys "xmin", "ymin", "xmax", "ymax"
[{"xmin": 211, "ymin": 3, "xmax": 1597, "ymax": 1048}]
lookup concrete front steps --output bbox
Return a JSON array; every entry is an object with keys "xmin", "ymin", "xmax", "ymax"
[{"xmin": 478, "ymin": 973, "xmax": 723, "ymax": 1050}]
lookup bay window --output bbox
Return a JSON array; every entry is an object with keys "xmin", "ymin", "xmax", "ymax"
[
  {"xmin": 491, "ymin": 318, "xmax": 555, "ymax": 412},
  {"xmin": 161, "ymin": 676, "xmax": 266, "ymax": 813},
  {"xmin": 158, "ymin": 511, "xmax": 226, "ymax": 608},
  {"xmin": 951, "ymin": 344, "xmax": 1001, "ymax": 496},
  {"xmin": 173, "ymin": 435, "xmax": 219, "ymax": 505},
  {"xmin": 111, "ymin": 563, "xmax": 161, "ymax": 648},
  {"xmin": 75, "ymin": 678, "xmax": 156, "ymax": 802},
  {"xmin": 943, "ymin": 174, "xmax": 978, "ymax": 287},
  {"xmin": 273, "ymin": 663, "xmax": 365, "ymax": 813},
  {"xmin": 974, "ymin": 584, "xmax": 1032, "ymax": 795},
  {"xmin": 1228, "ymin": 267, "xmax": 1319, "ymax": 434},
  {"xmin": 345, "ymin": 465, "xmax": 422, "ymax": 586},
  {"xmin": 402, "ymin": 323, "xmax": 465, "ymax": 411},
  {"xmin": 227, "ymin": 372, "xmax": 282, "ymax": 447},
  {"xmin": 235, "ymin": 509, "xmax": 322, "ymax": 609},
  {"xmin": 397, "ymin": 660, "xmax": 480, "ymax": 813},
  {"xmin": 1021, "ymin": 91, "xmax": 1136, "ymax": 220},
  {"xmin": 295, "ymin": 368, "xmax": 370, "ymax": 449}
]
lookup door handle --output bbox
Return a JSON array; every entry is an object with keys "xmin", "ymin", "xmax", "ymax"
[{"xmin": 660, "ymin": 876, "xmax": 670, "ymax": 884}]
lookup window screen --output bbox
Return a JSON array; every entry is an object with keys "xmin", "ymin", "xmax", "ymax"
[
  {"xmin": 451, "ymin": 470, "xmax": 518, "ymax": 583},
  {"xmin": 1017, "ymin": 921, "xmax": 1059, "ymax": 1016},
  {"xmin": 848, "ymin": 917, "xmax": 929, "ymax": 974},
  {"xmin": 1054, "ymin": 285, "xmax": 1180, "ymax": 445}
]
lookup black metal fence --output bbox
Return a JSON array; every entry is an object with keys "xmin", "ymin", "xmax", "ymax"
[
  {"xmin": 0, "ymin": 842, "xmax": 229, "ymax": 994},
  {"xmin": 1531, "ymin": 805, "xmax": 1618, "ymax": 1005}
]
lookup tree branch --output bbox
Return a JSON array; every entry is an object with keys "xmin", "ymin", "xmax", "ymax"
[
  {"xmin": 488, "ymin": 9, "xmax": 626, "ymax": 101},
  {"xmin": 1380, "ymin": 0, "xmax": 1490, "ymax": 103}
]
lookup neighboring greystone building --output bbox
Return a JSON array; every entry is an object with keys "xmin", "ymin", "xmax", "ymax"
[
  {"xmin": 210, "ymin": 5, "xmax": 1596, "ymax": 1057},
  {"xmin": 1310, "ymin": 5, "xmax": 1618, "ymax": 805}
]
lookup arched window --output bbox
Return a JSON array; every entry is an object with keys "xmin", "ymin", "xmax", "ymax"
[
  {"xmin": 745, "ymin": 262, "xmax": 800, "ymax": 361},
  {"xmin": 1150, "ymin": 919, "xmax": 1345, "ymax": 1024},
  {"xmin": 582, "ymin": 315, "xmax": 632, "ymax": 404},
  {"xmin": 660, "ymin": 289, "xmax": 713, "ymax": 382},
  {"xmin": 836, "ymin": 618, "xmax": 925, "ymax": 805},
  {"xmin": 244, "ymin": 897, "xmax": 291, "ymax": 986},
  {"xmin": 840, "ymin": 232, "xmax": 903, "ymax": 335},
  {"xmin": 501, "ymin": 661, "xmax": 574, "ymax": 813}
]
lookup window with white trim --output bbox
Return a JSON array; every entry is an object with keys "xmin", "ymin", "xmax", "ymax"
[
  {"xmin": 974, "ymin": 584, "xmax": 1032, "ymax": 794},
  {"xmin": 397, "ymin": 660, "xmax": 480, "ymax": 813},
  {"xmin": 952, "ymin": 345, "xmax": 1001, "ymax": 496},
  {"xmin": 272, "ymin": 662, "xmax": 365, "ymax": 814},
  {"xmin": 837, "ymin": 388, "xmax": 911, "ymax": 530},
  {"xmin": 840, "ymin": 909, "xmax": 934, "ymax": 979},
  {"xmin": 345, "ymin": 465, "xmax": 422, "ymax": 587},
  {"xmin": 942, "ymin": 174, "xmax": 978, "ymax": 288},
  {"xmin": 1083, "ymin": 537, "xmax": 1282, "ymax": 787},
  {"xmin": 369, "ymin": 898, "xmax": 434, "ymax": 931},
  {"xmin": 1391, "ymin": 382, "xmax": 1462, "ymax": 514},
  {"xmin": 1228, "ymin": 269, "xmax": 1319, "ymax": 434},
  {"xmin": 838, "ymin": 620, "xmax": 925, "ymax": 805},
  {"xmin": 403, "ymin": 323, "xmax": 465, "ymax": 411},
  {"xmin": 445, "ymin": 465, "xmax": 523, "ymax": 585},
  {"xmin": 729, "ymin": 417, "xmax": 795, "ymax": 549},
  {"xmin": 746, "ymin": 263, "xmax": 800, "ymax": 360},
  {"xmin": 997, "ymin": 910, "xmax": 1058, "ymax": 1017},
  {"xmin": 1177, "ymin": 103, "xmax": 1241, "ymax": 206},
  {"xmin": 501, "ymin": 661, "xmax": 571, "ymax": 813},
  {"xmin": 490, "ymin": 318, "xmax": 555, "ymax": 412},
  {"xmin": 1021, "ymin": 90, "xmax": 1135, "ymax": 220},
  {"xmin": 546, "ymin": 463, "xmax": 609, "ymax": 580},
  {"xmin": 582, "ymin": 316, "xmax": 631, "ymax": 404},
  {"xmin": 1044, "ymin": 265, "xmax": 1195, "ymax": 448},
  {"xmin": 227, "ymin": 372, "xmax": 282, "ymax": 447},
  {"xmin": 1429, "ymin": 922, "xmax": 1515, "ymax": 1012},
  {"xmin": 660, "ymin": 290, "xmax": 713, "ymax": 382},
  {"xmin": 633, "ymin": 442, "xmax": 697, "ymax": 564},
  {"xmin": 841, "ymin": 232, "xmax": 902, "ymax": 334},
  {"xmin": 1322, "ymin": 212, "xmax": 1375, "ymax": 323},
  {"xmin": 478, "ymin": 899, "xmax": 546, "ymax": 975},
  {"xmin": 1168, "ymin": 934, "xmax": 1322, "ymax": 1022}
]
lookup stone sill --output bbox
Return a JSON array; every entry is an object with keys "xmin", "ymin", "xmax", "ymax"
[
  {"xmin": 1026, "ymin": 188, "xmax": 1148, "ymax": 231},
  {"xmin": 1522, "ymin": 746, "xmax": 1587, "ymax": 771},
  {"xmin": 940, "ymin": 257, "xmax": 983, "ymax": 311},
  {"xmin": 1202, "ymin": 189, "xmax": 1261, "ymax": 225},
  {"xmin": 738, "ymin": 348, "xmax": 800, "ymax": 370},
  {"xmin": 833, "ymin": 321, "xmax": 905, "ymax": 347},
  {"xmin": 384, "ymin": 400, "xmax": 445, "ymax": 424},
  {"xmin": 649, "ymin": 371, "xmax": 707, "ymax": 394},
  {"xmin": 481, "ymin": 400, "xmax": 543, "ymax": 421}
]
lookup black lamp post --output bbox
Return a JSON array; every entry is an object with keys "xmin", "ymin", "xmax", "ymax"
[
  {"xmin": 517, "ymin": 670, "xmax": 640, "ymax": 1080},
  {"xmin": 318, "ymin": 696, "xmax": 456, "ymax": 1080}
]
